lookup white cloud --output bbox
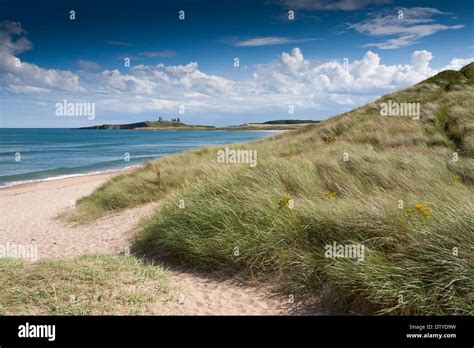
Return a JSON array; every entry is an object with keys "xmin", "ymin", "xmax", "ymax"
[
  {"xmin": 442, "ymin": 57, "xmax": 474, "ymax": 71},
  {"xmin": 0, "ymin": 21, "xmax": 33, "ymax": 54},
  {"xmin": 410, "ymin": 50, "xmax": 433, "ymax": 71},
  {"xmin": 0, "ymin": 21, "xmax": 83, "ymax": 94},
  {"xmin": 350, "ymin": 7, "xmax": 464, "ymax": 49},
  {"xmin": 230, "ymin": 36, "xmax": 320, "ymax": 47},
  {"xmin": 252, "ymin": 48, "xmax": 437, "ymax": 97}
]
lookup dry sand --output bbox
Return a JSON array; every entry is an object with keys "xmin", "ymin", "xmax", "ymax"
[
  {"xmin": 0, "ymin": 171, "xmax": 290, "ymax": 315},
  {"xmin": 0, "ymin": 170, "xmax": 148, "ymax": 259}
]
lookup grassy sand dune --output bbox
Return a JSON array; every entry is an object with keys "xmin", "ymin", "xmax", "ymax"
[{"xmin": 64, "ymin": 64, "xmax": 474, "ymax": 314}]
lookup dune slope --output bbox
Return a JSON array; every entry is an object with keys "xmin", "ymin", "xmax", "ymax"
[{"xmin": 70, "ymin": 64, "xmax": 474, "ymax": 314}]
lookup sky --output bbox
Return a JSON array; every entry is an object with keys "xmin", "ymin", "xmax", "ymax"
[{"xmin": 0, "ymin": 0, "xmax": 473, "ymax": 128}]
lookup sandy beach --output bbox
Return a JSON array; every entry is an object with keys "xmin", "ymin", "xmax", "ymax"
[
  {"xmin": 0, "ymin": 170, "xmax": 151, "ymax": 259},
  {"xmin": 0, "ymin": 170, "xmax": 289, "ymax": 315}
]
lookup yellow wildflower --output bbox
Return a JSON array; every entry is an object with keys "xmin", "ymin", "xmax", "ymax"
[
  {"xmin": 414, "ymin": 203, "xmax": 432, "ymax": 217},
  {"xmin": 324, "ymin": 191, "xmax": 337, "ymax": 199},
  {"xmin": 279, "ymin": 194, "xmax": 294, "ymax": 209},
  {"xmin": 406, "ymin": 203, "xmax": 432, "ymax": 218}
]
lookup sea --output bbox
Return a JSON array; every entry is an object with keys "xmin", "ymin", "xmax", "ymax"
[{"xmin": 0, "ymin": 128, "xmax": 273, "ymax": 188}]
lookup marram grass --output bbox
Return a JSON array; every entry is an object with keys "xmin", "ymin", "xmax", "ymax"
[
  {"xmin": 69, "ymin": 65, "xmax": 474, "ymax": 314},
  {"xmin": 0, "ymin": 255, "xmax": 169, "ymax": 315}
]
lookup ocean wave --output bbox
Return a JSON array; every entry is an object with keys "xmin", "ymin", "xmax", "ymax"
[{"xmin": 0, "ymin": 165, "xmax": 142, "ymax": 189}]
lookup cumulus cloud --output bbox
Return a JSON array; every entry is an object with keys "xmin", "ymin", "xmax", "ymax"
[
  {"xmin": 252, "ymin": 48, "xmax": 437, "ymax": 97},
  {"xmin": 100, "ymin": 62, "xmax": 234, "ymax": 95},
  {"xmin": 442, "ymin": 57, "xmax": 474, "ymax": 71},
  {"xmin": 0, "ymin": 21, "xmax": 82, "ymax": 93},
  {"xmin": 350, "ymin": 7, "xmax": 464, "ymax": 49}
]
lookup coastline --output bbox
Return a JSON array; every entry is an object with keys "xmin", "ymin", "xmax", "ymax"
[
  {"xmin": 0, "ymin": 128, "xmax": 280, "ymax": 190},
  {"xmin": 0, "ymin": 165, "xmax": 139, "ymax": 191}
]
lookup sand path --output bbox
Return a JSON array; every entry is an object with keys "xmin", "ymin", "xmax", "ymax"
[{"xmin": 0, "ymin": 172, "xmax": 289, "ymax": 315}]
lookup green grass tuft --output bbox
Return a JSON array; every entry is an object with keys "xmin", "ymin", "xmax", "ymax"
[{"xmin": 0, "ymin": 255, "xmax": 169, "ymax": 315}]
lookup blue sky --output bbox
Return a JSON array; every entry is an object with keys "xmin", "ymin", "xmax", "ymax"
[{"xmin": 1, "ymin": 0, "xmax": 473, "ymax": 127}]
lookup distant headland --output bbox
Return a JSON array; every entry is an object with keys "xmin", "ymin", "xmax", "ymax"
[{"xmin": 76, "ymin": 117, "xmax": 320, "ymax": 131}]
